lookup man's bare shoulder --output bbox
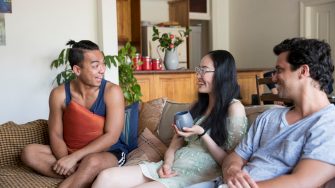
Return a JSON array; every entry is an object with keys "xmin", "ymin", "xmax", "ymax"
[
  {"xmin": 49, "ymin": 84, "xmax": 66, "ymax": 106},
  {"xmin": 104, "ymin": 81, "xmax": 122, "ymax": 95},
  {"xmin": 103, "ymin": 81, "xmax": 124, "ymax": 105}
]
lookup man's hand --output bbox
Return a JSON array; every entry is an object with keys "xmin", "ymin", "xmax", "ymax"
[
  {"xmin": 157, "ymin": 163, "xmax": 178, "ymax": 178},
  {"xmin": 224, "ymin": 166, "xmax": 258, "ymax": 188},
  {"xmin": 53, "ymin": 155, "xmax": 79, "ymax": 176}
]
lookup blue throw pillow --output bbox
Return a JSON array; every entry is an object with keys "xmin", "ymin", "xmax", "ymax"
[{"xmin": 122, "ymin": 102, "xmax": 139, "ymax": 152}]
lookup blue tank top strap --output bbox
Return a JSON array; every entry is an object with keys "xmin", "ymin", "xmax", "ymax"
[
  {"xmin": 90, "ymin": 79, "xmax": 107, "ymax": 116},
  {"xmin": 64, "ymin": 81, "xmax": 71, "ymax": 106},
  {"xmin": 64, "ymin": 80, "xmax": 106, "ymax": 116}
]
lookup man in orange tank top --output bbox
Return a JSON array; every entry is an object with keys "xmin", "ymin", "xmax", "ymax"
[{"xmin": 21, "ymin": 40, "xmax": 127, "ymax": 188}]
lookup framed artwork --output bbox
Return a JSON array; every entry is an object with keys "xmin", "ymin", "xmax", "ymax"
[
  {"xmin": 0, "ymin": 0, "xmax": 11, "ymax": 13},
  {"xmin": 0, "ymin": 14, "xmax": 5, "ymax": 45}
]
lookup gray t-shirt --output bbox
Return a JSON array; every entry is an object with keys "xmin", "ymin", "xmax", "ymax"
[{"xmin": 235, "ymin": 104, "xmax": 335, "ymax": 181}]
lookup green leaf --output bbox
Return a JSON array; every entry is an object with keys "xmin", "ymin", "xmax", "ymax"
[
  {"xmin": 51, "ymin": 60, "xmax": 59, "ymax": 69},
  {"xmin": 56, "ymin": 74, "xmax": 62, "ymax": 85},
  {"xmin": 51, "ymin": 41, "xmax": 142, "ymax": 103}
]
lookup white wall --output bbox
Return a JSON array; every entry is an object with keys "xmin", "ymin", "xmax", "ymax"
[
  {"xmin": 229, "ymin": 0, "xmax": 302, "ymax": 69},
  {"xmin": 141, "ymin": 0, "xmax": 169, "ymax": 23},
  {"xmin": 0, "ymin": 0, "xmax": 118, "ymax": 124}
]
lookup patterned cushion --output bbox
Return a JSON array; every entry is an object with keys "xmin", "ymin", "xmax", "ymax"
[
  {"xmin": 138, "ymin": 98, "xmax": 167, "ymax": 135},
  {"xmin": 125, "ymin": 128, "xmax": 167, "ymax": 166},
  {"xmin": 122, "ymin": 102, "xmax": 140, "ymax": 152},
  {"xmin": 156, "ymin": 100, "xmax": 191, "ymax": 146},
  {"xmin": 0, "ymin": 165, "xmax": 61, "ymax": 188},
  {"xmin": 0, "ymin": 120, "xmax": 49, "ymax": 167}
]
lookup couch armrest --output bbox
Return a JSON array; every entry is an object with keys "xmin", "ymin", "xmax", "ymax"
[{"xmin": 0, "ymin": 119, "xmax": 49, "ymax": 167}]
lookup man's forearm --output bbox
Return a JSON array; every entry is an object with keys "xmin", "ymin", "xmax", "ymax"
[
  {"xmin": 222, "ymin": 152, "xmax": 246, "ymax": 180},
  {"xmin": 256, "ymin": 175, "xmax": 300, "ymax": 188},
  {"xmin": 50, "ymin": 136, "xmax": 68, "ymax": 159}
]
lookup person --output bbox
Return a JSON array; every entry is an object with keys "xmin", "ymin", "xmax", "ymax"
[
  {"xmin": 21, "ymin": 40, "xmax": 128, "ymax": 188},
  {"xmin": 263, "ymin": 70, "xmax": 333, "ymax": 105},
  {"xmin": 263, "ymin": 70, "xmax": 278, "ymax": 95},
  {"xmin": 92, "ymin": 50, "xmax": 249, "ymax": 188},
  {"xmin": 188, "ymin": 38, "xmax": 335, "ymax": 188}
]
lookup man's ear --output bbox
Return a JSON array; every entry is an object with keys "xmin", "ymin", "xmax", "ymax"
[
  {"xmin": 299, "ymin": 64, "xmax": 310, "ymax": 78},
  {"xmin": 72, "ymin": 65, "xmax": 81, "ymax": 76}
]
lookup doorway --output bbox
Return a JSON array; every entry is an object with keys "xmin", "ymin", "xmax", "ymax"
[{"xmin": 300, "ymin": 0, "xmax": 335, "ymax": 94}]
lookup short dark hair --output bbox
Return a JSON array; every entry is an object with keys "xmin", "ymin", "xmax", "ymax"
[
  {"xmin": 273, "ymin": 38, "xmax": 334, "ymax": 94},
  {"xmin": 66, "ymin": 40, "xmax": 100, "ymax": 69}
]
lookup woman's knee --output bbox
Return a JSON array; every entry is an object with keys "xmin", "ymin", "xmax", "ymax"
[{"xmin": 93, "ymin": 168, "xmax": 119, "ymax": 188}]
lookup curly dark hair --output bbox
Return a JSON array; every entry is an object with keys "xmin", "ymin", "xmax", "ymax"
[
  {"xmin": 273, "ymin": 38, "xmax": 334, "ymax": 94},
  {"xmin": 190, "ymin": 50, "xmax": 240, "ymax": 147},
  {"xmin": 66, "ymin": 40, "xmax": 100, "ymax": 69}
]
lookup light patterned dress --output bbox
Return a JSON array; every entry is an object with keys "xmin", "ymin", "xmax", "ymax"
[{"xmin": 139, "ymin": 100, "xmax": 248, "ymax": 188}]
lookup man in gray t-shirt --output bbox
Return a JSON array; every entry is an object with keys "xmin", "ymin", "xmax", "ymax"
[
  {"xmin": 221, "ymin": 38, "xmax": 335, "ymax": 188},
  {"xmin": 236, "ymin": 104, "xmax": 335, "ymax": 182}
]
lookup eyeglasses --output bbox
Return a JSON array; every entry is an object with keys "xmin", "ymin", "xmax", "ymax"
[{"xmin": 195, "ymin": 66, "xmax": 215, "ymax": 76}]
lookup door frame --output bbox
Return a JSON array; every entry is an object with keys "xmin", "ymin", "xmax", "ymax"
[{"xmin": 300, "ymin": 0, "xmax": 335, "ymax": 37}]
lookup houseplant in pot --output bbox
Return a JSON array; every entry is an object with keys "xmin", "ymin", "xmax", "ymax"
[
  {"xmin": 50, "ymin": 41, "xmax": 142, "ymax": 104},
  {"xmin": 152, "ymin": 26, "xmax": 191, "ymax": 70}
]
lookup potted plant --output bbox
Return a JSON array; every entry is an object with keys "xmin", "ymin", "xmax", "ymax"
[
  {"xmin": 152, "ymin": 26, "xmax": 191, "ymax": 70},
  {"xmin": 50, "ymin": 42, "xmax": 142, "ymax": 104}
]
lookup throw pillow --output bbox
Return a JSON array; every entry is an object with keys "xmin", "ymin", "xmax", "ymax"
[
  {"xmin": 125, "ymin": 128, "xmax": 167, "ymax": 166},
  {"xmin": 156, "ymin": 100, "xmax": 191, "ymax": 146},
  {"xmin": 122, "ymin": 102, "xmax": 140, "ymax": 152},
  {"xmin": 138, "ymin": 98, "xmax": 167, "ymax": 135}
]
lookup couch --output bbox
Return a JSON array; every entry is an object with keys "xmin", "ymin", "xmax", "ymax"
[{"xmin": 0, "ymin": 98, "xmax": 280, "ymax": 188}]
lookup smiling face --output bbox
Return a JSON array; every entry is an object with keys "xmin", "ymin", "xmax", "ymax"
[
  {"xmin": 272, "ymin": 51, "xmax": 301, "ymax": 99},
  {"xmin": 74, "ymin": 50, "xmax": 105, "ymax": 87},
  {"xmin": 196, "ymin": 55, "xmax": 215, "ymax": 94}
]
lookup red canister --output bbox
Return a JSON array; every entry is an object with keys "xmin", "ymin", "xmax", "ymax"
[
  {"xmin": 141, "ymin": 56, "xmax": 152, "ymax": 70},
  {"xmin": 152, "ymin": 58, "xmax": 162, "ymax": 70},
  {"xmin": 132, "ymin": 53, "xmax": 142, "ymax": 71}
]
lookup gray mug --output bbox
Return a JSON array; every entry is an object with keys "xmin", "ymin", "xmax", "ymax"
[{"xmin": 174, "ymin": 111, "xmax": 194, "ymax": 131}]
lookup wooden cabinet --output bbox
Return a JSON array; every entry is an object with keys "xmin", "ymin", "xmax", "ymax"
[
  {"xmin": 134, "ymin": 70, "xmax": 197, "ymax": 103},
  {"xmin": 134, "ymin": 69, "xmax": 268, "ymax": 105},
  {"xmin": 237, "ymin": 69, "xmax": 267, "ymax": 105},
  {"xmin": 116, "ymin": 0, "xmax": 141, "ymax": 51}
]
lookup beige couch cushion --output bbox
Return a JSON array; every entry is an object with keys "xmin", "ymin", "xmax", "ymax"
[
  {"xmin": 138, "ymin": 98, "xmax": 167, "ymax": 135},
  {"xmin": 125, "ymin": 128, "xmax": 167, "ymax": 166},
  {"xmin": 156, "ymin": 100, "xmax": 191, "ymax": 146},
  {"xmin": 0, "ymin": 120, "xmax": 49, "ymax": 167},
  {"xmin": 245, "ymin": 105, "xmax": 283, "ymax": 126}
]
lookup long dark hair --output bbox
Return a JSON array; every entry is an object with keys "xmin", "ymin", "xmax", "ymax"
[{"xmin": 190, "ymin": 50, "xmax": 240, "ymax": 147}]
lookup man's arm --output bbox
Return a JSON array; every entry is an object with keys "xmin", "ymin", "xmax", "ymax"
[
  {"xmin": 222, "ymin": 151, "xmax": 248, "ymax": 181},
  {"xmin": 256, "ymin": 159, "xmax": 335, "ymax": 188},
  {"xmin": 48, "ymin": 86, "xmax": 69, "ymax": 159}
]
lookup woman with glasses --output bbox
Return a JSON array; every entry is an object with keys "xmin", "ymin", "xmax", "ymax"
[{"xmin": 92, "ymin": 50, "xmax": 248, "ymax": 188}]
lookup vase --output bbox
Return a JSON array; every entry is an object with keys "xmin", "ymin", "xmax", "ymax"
[{"xmin": 164, "ymin": 48, "xmax": 179, "ymax": 70}]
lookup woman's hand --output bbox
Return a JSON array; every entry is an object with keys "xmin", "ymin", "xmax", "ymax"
[
  {"xmin": 157, "ymin": 163, "xmax": 178, "ymax": 178},
  {"xmin": 172, "ymin": 124, "xmax": 205, "ymax": 138}
]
